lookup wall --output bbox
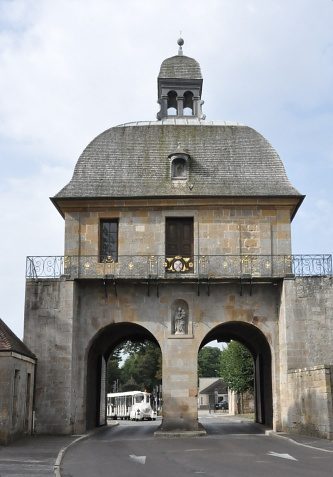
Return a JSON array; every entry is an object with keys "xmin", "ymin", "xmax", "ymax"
[
  {"xmin": 0, "ymin": 353, "xmax": 35, "ymax": 445},
  {"xmin": 63, "ymin": 202, "xmax": 292, "ymax": 258},
  {"xmin": 287, "ymin": 366, "xmax": 333, "ymax": 439},
  {"xmin": 24, "ymin": 279, "xmax": 76, "ymax": 434},
  {"xmin": 279, "ymin": 277, "xmax": 333, "ymax": 438},
  {"xmin": 24, "ymin": 276, "xmax": 279, "ymax": 434},
  {"xmin": 228, "ymin": 390, "xmax": 254, "ymax": 415}
]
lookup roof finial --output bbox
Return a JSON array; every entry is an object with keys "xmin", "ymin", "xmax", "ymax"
[{"xmin": 177, "ymin": 35, "xmax": 184, "ymax": 56}]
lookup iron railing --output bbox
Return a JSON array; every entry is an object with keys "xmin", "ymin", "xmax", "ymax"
[{"xmin": 26, "ymin": 254, "xmax": 332, "ymax": 280}]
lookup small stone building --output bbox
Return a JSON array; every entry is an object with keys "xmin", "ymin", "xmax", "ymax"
[
  {"xmin": 23, "ymin": 40, "xmax": 333, "ymax": 438},
  {"xmin": 198, "ymin": 377, "xmax": 228, "ymax": 410},
  {"xmin": 0, "ymin": 318, "xmax": 36, "ymax": 445}
]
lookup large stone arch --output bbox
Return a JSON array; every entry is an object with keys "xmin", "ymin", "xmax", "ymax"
[
  {"xmin": 200, "ymin": 321, "xmax": 273, "ymax": 426},
  {"xmin": 85, "ymin": 322, "xmax": 160, "ymax": 430}
]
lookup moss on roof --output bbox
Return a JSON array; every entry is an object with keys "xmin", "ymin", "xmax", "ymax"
[{"xmin": 54, "ymin": 120, "xmax": 301, "ymax": 201}]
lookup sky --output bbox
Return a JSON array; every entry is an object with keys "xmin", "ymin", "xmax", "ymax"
[{"xmin": 0, "ymin": 0, "xmax": 332, "ymax": 338}]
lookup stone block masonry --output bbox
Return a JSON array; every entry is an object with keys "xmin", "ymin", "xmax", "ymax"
[
  {"xmin": 279, "ymin": 277, "xmax": 333, "ymax": 438},
  {"xmin": 287, "ymin": 366, "xmax": 333, "ymax": 439}
]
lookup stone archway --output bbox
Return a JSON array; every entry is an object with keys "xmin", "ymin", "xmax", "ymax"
[
  {"xmin": 200, "ymin": 321, "xmax": 273, "ymax": 426},
  {"xmin": 85, "ymin": 322, "xmax": 160, "ymax": 430}
]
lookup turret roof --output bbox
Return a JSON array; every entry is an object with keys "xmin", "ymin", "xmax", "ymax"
[{"xmin": 158, "ymin": 54, "xmax": 202, "ymax": 79}]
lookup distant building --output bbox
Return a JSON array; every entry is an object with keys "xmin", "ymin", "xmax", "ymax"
[
  {"xmin": 0, "ymin": 318, "xmax": 36, "ymax": 444},
  {"xmin": 198, "ymin": 378, "xmax": 228, "ymax": 410}
]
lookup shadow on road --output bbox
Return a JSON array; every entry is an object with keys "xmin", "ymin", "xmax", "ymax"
[{"xmin": 198, "ymin": 411, "xmax": 267, "ymax": 436}]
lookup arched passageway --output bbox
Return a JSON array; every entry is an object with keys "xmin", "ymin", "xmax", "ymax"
[
  {"xmin": 200, "ymin": 322, "xmax": 273, "ymax": 427},
  {"xmin": 86, "ymin": 323, "xmax": 159, "ymax": 430}
]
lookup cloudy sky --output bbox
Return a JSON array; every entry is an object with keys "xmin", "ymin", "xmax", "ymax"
[{"xmin": 1, "ymin": 0, "xmax": 332, "ymax": 338}]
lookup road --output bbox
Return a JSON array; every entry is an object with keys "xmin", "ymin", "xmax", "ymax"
[{"xmin": 61, "ymin": 416, "xmax": 333, "ymax": 477}]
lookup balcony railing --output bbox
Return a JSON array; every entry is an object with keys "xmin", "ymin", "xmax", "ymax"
[{"xmin": 25, "ymin": 254, "xmax": 332, "ymax": 280}]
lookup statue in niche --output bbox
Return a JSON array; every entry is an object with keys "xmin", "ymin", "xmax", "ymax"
[{"xmin": 174, "ymin": 306, "xmax": 187, "ymax": 334}]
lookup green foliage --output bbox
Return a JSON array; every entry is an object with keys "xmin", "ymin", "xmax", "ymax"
[
  {"xmin": 219, "ymin": 341, "xmax": 254, "ymax": 394},
  {"xmin": 198, "ymin": 346, "xmax": 222, "ymax": 377},
  {"xmin": 120, "ymin": 340, "xmax": 147, "ymax": 354},
  {"xmin": 106, "ymin": 347, "xmax": 122, "ymax": 393},
  {"xmin": 107, "ymin": 340, "xmax": 162, "ymax": 393}
]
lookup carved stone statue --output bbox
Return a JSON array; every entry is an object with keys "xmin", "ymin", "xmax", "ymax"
[{"xmin": 174, "ymin": 306, "xmax": 186, "ymax": 334}]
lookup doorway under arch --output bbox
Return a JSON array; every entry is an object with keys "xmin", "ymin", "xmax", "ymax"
[
  {"xmin": 85, "ymin": 322, "xmax": 160, "ymax": 430},
  {"xmin": 200, "ymin": 321, "xmax": 273, "ymax": 427}
]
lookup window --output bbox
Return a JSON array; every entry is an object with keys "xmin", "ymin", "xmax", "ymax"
[
  {"xmin": 167, "ymin": 90, "xmax": 177, "ymax": 116},
  {"xmin": 183, "ymin": 91, "xmax": 194, "ymax": 116},
  {"xmin": 12, "ymin": 369, "xmax": 20, "ymax": 428},
  {"xmin": 165, "ymin": 217, "xmax": 194, "ymax": 272},
  {"xmin": 25, "ymin": 373, "xmax": 31, "ymax": 432},
  {"xmin": 172, "ymin": 157, "xmax": 187, "ymax": 179},
  {"xmin": 100, "ymin": 219, "xmax": 118, "ymax": 262},
  {"xmin": 169, "ymin": 150, "xmax": 190, "ymax": 181}
]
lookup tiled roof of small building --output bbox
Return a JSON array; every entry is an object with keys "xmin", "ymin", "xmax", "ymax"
[
  {"xmin": 54, "ymin": 119, "xmax": 302, "ymax": 202},
  {"xmin": 200, "ymin": 378, "xmax": 228, "ymax": 395},
  {"xmin": 158, "ymin": 54, "xmax": 202, "ymax": 79},
  {"xmin": 0, "ymin": 318, "xmax": 36, "ymax": 359}
]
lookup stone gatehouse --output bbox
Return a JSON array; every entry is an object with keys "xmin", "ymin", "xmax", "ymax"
[{"xmin": 24, "ymin": 40, "xmax": 333, "ymax": 438}]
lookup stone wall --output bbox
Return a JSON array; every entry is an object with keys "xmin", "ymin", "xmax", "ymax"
[
  {"xmin": 23, "ymin": 272, "xmax": 333, "ymax": 438},
  {"xmin": 279, "ymin": 277, "xmax": 333, "ymax": 437},
  {"xmin": 64, "ymin": 203, "xmax": 292, "ymax": 258},
  {"xmin": 24, "ymin": 279, "xmax": 76, "ymax": 434},
  {"xmin": 228, "ymin": 390, "xmax": 254, "ymax": 415},
  {"xmin": 24, "ymin": 276, "xmax": 279, "ymax": 434},
  {"xmin": 280, "ymin": 278, "xmax": 333, "ymax": 369},
  {"xmin": 0, "ymin": 353, "xmax": 35, "ymax": 445},
  {"xmin": 286, "ymin": 366, "xmax": 333, "ymax": 439}
]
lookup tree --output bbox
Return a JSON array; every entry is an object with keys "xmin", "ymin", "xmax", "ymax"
[
  {"xmin": 107, "ymin": 340, "xmax": 162, "ymax": 393},
  {"xmin": 219, "ymin": 341, "xmax": 254, "ymax": 394},
  {"xmin": 106, "ymin": 346, "xmax": 122, "ymax": 392},
  {"xmin": 120, "ymin": 341, "xmax": 162, "ymax": 392},
  {"xmin": 198, "ymin": 346, "xmax": 222, "ymax": 377}
]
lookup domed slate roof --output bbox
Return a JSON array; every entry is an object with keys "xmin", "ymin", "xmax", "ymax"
[
  {"xmin": 54, "ymin": 118, "xmax": 302, "ymax": 203},
  {"xmin": 158, "ymin": 55, "xmax": 202, "ymax": 79}
]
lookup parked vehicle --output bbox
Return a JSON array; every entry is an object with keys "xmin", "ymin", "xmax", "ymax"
[{"xmin": 215, "ymin": 400, "xmax": 228, "ymax": 411}]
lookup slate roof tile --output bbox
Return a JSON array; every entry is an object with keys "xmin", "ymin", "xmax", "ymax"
[
  {"xmin": 159, "ymin": 55, "xmax": 202, "ymax": 79},
  {"xmin": 54, "ymin": 120, "xmax": 302, "ymax": 201}
]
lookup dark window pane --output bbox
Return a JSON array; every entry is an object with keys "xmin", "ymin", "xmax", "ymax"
[
  {"xmin": 100, "ymin": 220, "xmax": 118, "ymax": 261},
  {"xmin": 165, "ymin": 218, "xmax": 193, "ymax": 257},
  {"xmin": 172, "ymin": 158, "xmax": 186, "ymax": 178}
]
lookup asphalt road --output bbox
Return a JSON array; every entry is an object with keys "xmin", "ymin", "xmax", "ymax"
[{"xmin": 61, "ymin": 416, "xmax": 333, "ymax": 477}]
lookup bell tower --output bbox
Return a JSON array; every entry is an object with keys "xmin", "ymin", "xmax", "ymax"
[{"xmin": 157, "ymin": 38, "xmax": 205, "ymax": 120}]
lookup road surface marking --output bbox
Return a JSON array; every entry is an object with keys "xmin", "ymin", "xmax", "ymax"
[
  {"xmin": 268, "ymin": 451, "xmax": 297, "ymax": 461},
  {"xmin": 129, "ymin": 454, "xmax": 146, "ymax": 464},
  {"xmin": 185, "ymin": 448, "xmax": 207, "ymax": 452}
]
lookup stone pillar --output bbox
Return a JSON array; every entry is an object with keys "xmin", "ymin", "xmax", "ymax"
[
  {"xmin": 177, "ymin": 96, "xmax": 184, "ymax": 116},
  {"xmin": 157, "ymin": 96, "xmax": 168, "ymax": 120},
  {"xmin": 193, "ymin": 97, "xmax": 205, "ymax": 119},
  {"xmin": 159, "ymin": 337, "xmax": 200, "ymax": 432},
  {"xmin": 193, "ymin": 97, "xmax": 200, "ymax": 117}
]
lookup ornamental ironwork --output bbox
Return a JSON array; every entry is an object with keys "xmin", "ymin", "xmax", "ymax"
[{"xmin": 26, "ymin": 254, "xmax": 332, "ymax": 280}]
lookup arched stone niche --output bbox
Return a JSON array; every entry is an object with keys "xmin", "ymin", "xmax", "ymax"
[{"xmin": 171, "ymin": 299, "xmax": 189, "ymax": 335}]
